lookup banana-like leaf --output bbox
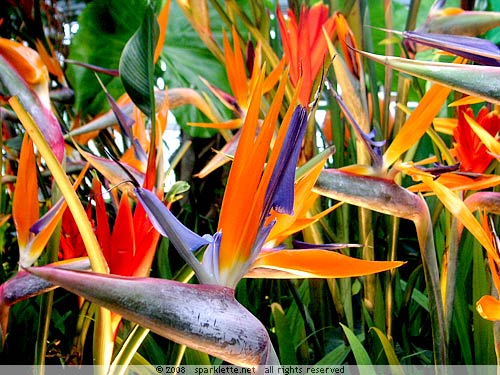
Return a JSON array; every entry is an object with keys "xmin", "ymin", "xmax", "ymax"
[
  {"xmin": 360, "ymin": 51, "xmax": 500, "ymax": 105},
  {"xmin": 119, "ymin": 4, "xmax": 159, "ymax": 117},
  {"xmin": 26, "ymin": 267, "xmax": 277, "ymax": 367}
]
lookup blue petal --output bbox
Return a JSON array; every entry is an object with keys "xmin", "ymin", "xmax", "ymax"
[
  {"xmin": 264, "ymin": 105, "xmax": 308, "ymax": 216},
  {"xmin": 30, "ymin": 198, "xmax": 66, "ymax": 235},
  {"xmin": 135, "ymin": 187, "xmax": 216, "ymax": 283},
  {"xmin": 201, "ymin": 231, "xmax": 222, "ymax": 284},
  {"xmin": 135, "ymin": 187, "xmax": 209, "ymax": 252}
]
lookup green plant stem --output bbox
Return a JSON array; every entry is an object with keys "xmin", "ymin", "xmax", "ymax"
[
  {"xmin": 34, "ymin": 178, "xmax": 63, "ymax": 372},
  {"xmin": 109, "ymin": 325, "xmax": 151, "ymax": 375},
  {"xmin": 386, "ymin": 215, "xmax": 399, "ymax": 344},
  {"xmin": 34, "ymin": 222, "xmax": 61, "ymax": 372},
  {"xmin": 314, "ymin": 170, "xmax": 448, "ymax": 364}
]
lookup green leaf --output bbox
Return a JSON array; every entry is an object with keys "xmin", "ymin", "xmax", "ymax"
[
  {"xmin": 183, "ymin": 347, "xmax": 211, "ymax": 365},
  {"xmin": 67, "ymin": 0, "xmax": 149, "ymax": 115},
  {"xmin": 369, "ymin": 327, "xmax": 403, "ymax": 368},
  {"xmin": 161, "ymin": 1, "xmax": 228, "ymax": 138},
  {"xmin": 271, "ymin": 302, "xmax": 298, "ymax": 365},
  {"xmin": 339, "ymin": 323, "xmax": 375, "ymax": 373},
  {"xmin": 471, "ymin": 235, "xmax": 495, "ymax": 364},
  {"xmin": 119, "ymin": 4, "xmax": 159, "ymax": 117},
  {"xmin": 315, "ymin": 344, "xmax": 350, "ymax": 365}
]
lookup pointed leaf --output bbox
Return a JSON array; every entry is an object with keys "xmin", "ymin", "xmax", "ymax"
[
  {"xmin": 339, "ymin": 323, "xmax": 375, "ymax": 369},
  {"xmin": 119, "ymin": 4, "xmax": 159, "ymax": 117},
  {"xmin": 271, "ymin": 303, "xmax": 298, "ymax": 365},
  {"xmin": 27, "ymin": 267, "xmax": 274, "ymax": 366}
]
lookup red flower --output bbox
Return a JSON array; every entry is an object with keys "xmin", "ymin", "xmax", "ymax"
[
  {"xmin": 277, "ymin": 3, "xmax": 336, "ymax": 106},
  {"xmin": 454, "ymin": 106, "xmax": 500, "ymax": 173}
]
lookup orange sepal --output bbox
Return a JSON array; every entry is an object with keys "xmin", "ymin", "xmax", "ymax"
[
  {"xmin": 0, "ymin": 38, "xmax": 47, "ymax": 86},
  {"xmin": 154, "ymin": 0, "xmax": 170, "ymax": 63},
  {"xmin": 476, "ymin": 295, "xmax": 500, "ymax": 321},
  {"xmin": 12, "ymin": 134, "xmax": 38, "ymax": 249},
  {"xmin": 383, "ymin": 83, "xmax": 451, "ymax": 169},
  {"xmin": 246, "ymin": 250, "xmax": 404, "ymax": 279},
  {"xmin": 34, "ymin": 39, "xmax": 65, "ymax": 84}
]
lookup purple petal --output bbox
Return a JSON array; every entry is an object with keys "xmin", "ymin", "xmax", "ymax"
[
  {"xmin": 264, "ymin": 105, "xmax": 308, "ymax": 216},
  {"xmin": 30, "ymin": 198, "xmax": 66, "ymax": 235},
  {"xmin": 404, "ymin": 31, "xmax": 500, "ymax": 66},
  {"xmin": 105, "ymin": 89, "xmax": 135, "ymax": 139},
  {"xmin": 26, "ymin": 266, "xmax": 274, "ymax": 366},
  {"xmin": 246, "ymin": 40, "xmax": 255, "ymax": 75}
]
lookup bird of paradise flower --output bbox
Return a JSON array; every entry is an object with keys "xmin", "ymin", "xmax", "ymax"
[{"xmin": 25, "ymin": 65, "xmax": 402, "ymax": 366}]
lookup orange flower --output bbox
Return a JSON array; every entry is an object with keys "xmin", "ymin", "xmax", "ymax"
[
  {"xmin": 277, "ymin": 3, "xmax": 336, "ymax": 106},
  {"xmin": 454, "ymin": 106, "xmax": 500, "ymax": 173}
]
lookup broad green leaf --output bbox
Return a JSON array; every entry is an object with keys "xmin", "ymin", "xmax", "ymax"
[
  {"xmin": 271, "ymin": 303, "xmax": 298, "ymax": 365},
  {"xmin": 161, "ymin": 1, "xmax": 228, "ymax": 138},
  {"xmin": 339, "ymin": 323, "xmax": 375, "ymax": 372},
  {"xmin": 67, "ymin": 0, "xmax": 149, "ymax": 115},
  {"xmin": 361, "ymin": 51, "xmax": 500, "ymax": 105},
  {"xmin": 119, "ymin": 5, "xmax": 159, "ymax": 117}
]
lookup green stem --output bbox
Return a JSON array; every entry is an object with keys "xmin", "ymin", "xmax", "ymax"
[
  {"xmin": 314, "ymin": 169, "xmax": 448, "ymax": 364},
  {"xmin": 109, "ymin": 325, "xmax": 151, "ymax": 375},
  {"xmin": 35, "ymin": 187, "xmax": 63, "ymax": 372}
]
